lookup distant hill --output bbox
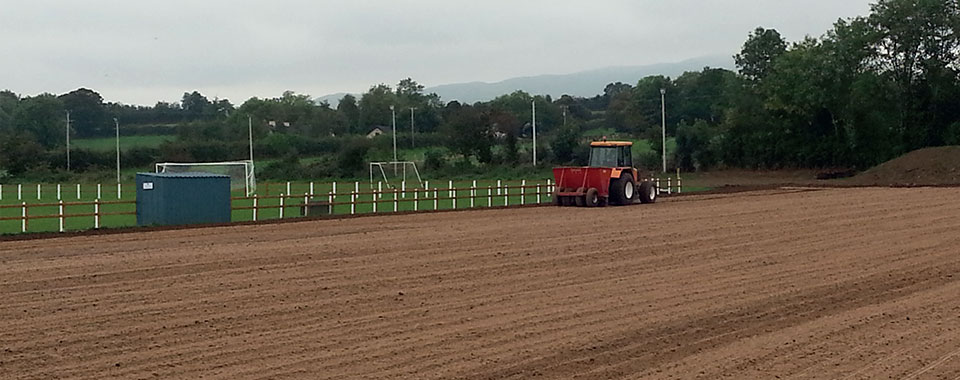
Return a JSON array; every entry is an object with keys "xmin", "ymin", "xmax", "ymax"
[{"xmin": 317, "ymin": 55, "xmax": 735, "ymax": 106}]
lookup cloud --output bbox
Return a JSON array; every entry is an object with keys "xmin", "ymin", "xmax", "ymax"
[{"xmin": 0, "ymin": 0, "xmax": 873, "ymax": 105}]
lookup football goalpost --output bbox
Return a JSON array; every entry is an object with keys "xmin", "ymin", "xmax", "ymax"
[
  {"xmin": 369, "ymin": 161, "xmax": 423, "ymax": 190},
  {"xmin": 156, "ymin": 160, "xmax": 257, "ymax": 196}
]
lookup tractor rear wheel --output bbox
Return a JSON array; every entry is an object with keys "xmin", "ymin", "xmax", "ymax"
[
  {"xmin": 609, "ymin": 174, "xmax": 636, "ymax": 205},
  {"xmin": 584, "ymin": 188, "xmax": 600, "ymax": 207},
  {"xmin": 553, "ymin": 188, "xmax": 563, "ymax": 206},
  {"xmin": 639, "ymin": 181, "xmax": 657, "ymax": 204}
]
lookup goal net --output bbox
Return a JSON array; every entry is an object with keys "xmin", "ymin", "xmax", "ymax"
[
  {"xmin": 156, "ymin": 160, "xmax": 256, "ymax": 196},
  {"xmin": 370, "ymin": 161, "xmax": 423, "ymax": 190}
]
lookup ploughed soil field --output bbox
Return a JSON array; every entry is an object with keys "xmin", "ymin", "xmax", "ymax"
[{"xmin": 2, "ymin": 187, "xmax": 960, "ymax": 379}]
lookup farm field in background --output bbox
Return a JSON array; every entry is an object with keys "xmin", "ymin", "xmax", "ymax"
[{"xmin": 71, "ymin": 135, "xmax": 174, "ymax": 152}]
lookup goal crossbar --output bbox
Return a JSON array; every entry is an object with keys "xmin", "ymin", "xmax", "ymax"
[
  {"xmin": 369, "ymin": 161, "xmax": 423, "ymax": 189},
  {"xmin": 156, "ymin": 160, "xmax": 256, "ymax": 196}
]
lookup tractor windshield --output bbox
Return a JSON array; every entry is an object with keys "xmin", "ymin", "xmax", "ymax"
[{"xmin": 589, "ymin": 147, "xmax": 620, "ymax": 167}]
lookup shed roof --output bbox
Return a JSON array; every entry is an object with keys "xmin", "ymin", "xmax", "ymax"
[{"xmin": 139, "ymin": 172, "xmax": 231, "ymax": 179}]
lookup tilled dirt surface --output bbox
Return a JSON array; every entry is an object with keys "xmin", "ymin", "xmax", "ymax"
[{"xmin": 2, "ymin": 187, "xmax": 960, "ymax": 379}]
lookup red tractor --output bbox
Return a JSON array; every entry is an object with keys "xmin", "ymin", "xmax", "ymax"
[{"xmin": 553, "ymin": 141, "xmax": 657, "ymax": 207}]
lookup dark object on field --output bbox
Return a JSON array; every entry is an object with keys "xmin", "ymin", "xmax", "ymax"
[
  {"xmin": 301, "ymin": 199, "xmax": 332, "ymax": 217},
  {"xmin": 816, "ymin": 169, "xmax": 857, "ymax": 180},
  {"xmin": 136, "ymin": 172, "xmax": 231, "ymax": 227}
]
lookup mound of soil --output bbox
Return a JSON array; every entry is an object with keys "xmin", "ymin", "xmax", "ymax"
[{"xmin": 849, "ymin": 146, "xmax": 960, "ymax": 186}]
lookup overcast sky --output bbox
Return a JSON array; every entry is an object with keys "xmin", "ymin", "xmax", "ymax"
[{"xmin": 1, "ymin": 0, "xmax": 874, "ymax": 106}]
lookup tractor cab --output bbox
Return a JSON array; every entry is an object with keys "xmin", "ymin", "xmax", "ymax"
[{"xmin": 588, "ymin": 141, "xmax": 633, "ymax": 168}]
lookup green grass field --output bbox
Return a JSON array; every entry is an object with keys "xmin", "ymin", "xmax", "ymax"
[
  {"xmin": 0, "ymin": 180, "xmax": 556, "ymax": 235},
  {"xmin": 71, "ymin": 135, "xmax": 174, "ymax": 152}
]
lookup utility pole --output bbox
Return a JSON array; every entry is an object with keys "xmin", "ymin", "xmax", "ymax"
[
  {"xmin": 248, "ymin": 116, "xmax": 254, "ymax": 164},
  {"xmin": 532, "ymin": 100, "xmax": 537, "ymax": 166},
  {"xmin": 114, "ymin": 118, "xmax": 120, "ymax": 184},
  {"xmin": 410, "ymin": 107, "xmax": 416, "ymax": 148},
  {"xmin": 660, "ymin": 88, "xmax": 667, "ymax": 173},
  {"xmin": 65, "ymin": 111, "xmax": 71, "ymax": 171}
]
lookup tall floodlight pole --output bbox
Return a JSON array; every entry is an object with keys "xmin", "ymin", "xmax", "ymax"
[
  {"xmin": 65, "ymin": 111, "xmax": 71, "ymax": 171},
  {"xmin": 390, "ymin": 105, "xmax": 397, "ymax": 163},
  {"xmin": 660, "ymin": 88, "xmax": 667, "ymax": 173},
  {"xmin": 114, "ymin": 118, "xmax": 121, "ymax": 183},
  {"xmin": 410, "ymin": 107, "xmax": 416, "ymax": 148},
  {"xmin": 531, "ymin": 100, "xmax": 537, "ymax": 166}
]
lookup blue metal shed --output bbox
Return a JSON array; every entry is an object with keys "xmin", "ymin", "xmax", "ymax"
[{"xmin": 136, "ymin": 172, "xmax": 231, "ymax": 227}]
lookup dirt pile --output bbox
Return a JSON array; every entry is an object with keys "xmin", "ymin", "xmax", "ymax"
[{"xmin": 849, "ymin": 146, "xmax": 960, "ymax": 186}]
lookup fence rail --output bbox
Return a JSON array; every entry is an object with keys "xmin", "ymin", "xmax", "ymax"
[{"xmin": 1, "ymin": 175, "xmax": 683, "ymax": 234}]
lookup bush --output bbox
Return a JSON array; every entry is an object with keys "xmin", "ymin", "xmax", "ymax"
[
  {"xmin": 335, "ymin": 139, "xmax": 371, "ymax": 177},
  {"xmin": 424, "ymin": 149, "xmax": 447, "ymax": 171}
]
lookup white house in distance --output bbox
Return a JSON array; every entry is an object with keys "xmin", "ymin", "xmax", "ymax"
[{"xmin": 366, "ymin": 126, "xmax": 391, "ymax": 139}]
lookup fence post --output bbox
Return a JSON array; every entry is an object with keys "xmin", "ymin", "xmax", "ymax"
[
  {"xmin": 401, "ymin": 181, "xmax": 406, "ymax": 199},
  {"xmin": 546, "ymin": 179, "xmax": 552, "ymax": 194},
  {"xmin": 57, "ymin": 184, "xmax": 61, "ymax": 200},
  {"xmin": 471, "ymin": 180, "xmax": 477, "ymax": 208},
  {"xmin": 76, "ymin": 184, "xmax": 81, "ymax": 200},
  {"xmin": 434, "ymin": 188, "xmax": 438, "ymax": 210},
  {"xmin": 94, "ymin": 198, "xmax": 100, "ymax": 229},
  {"xmin": 21, "ymin": 202, "xmax": 27, "ymax": 233},
  {"xmin": 521, "ymin": 180, "xmax": 526, "ymax": 205},
  {"xmin": 332, "ymin": 182, "xmax": 337, "ymax": 200},
  {"xmin": 309, "ymin": 182, "xmax": 315, "ymax": 196},
  {"xmin": 452, "ymin": 186, "xmax": 457, "ymax": 209},
  {"xmin": 328, "ymin": 191, "xmax": 334, "ymax": 215},
  {"xmin": 537, "ymin": 183, "xmax": 541, "ymax": 204},
  {"xmin": 504, "ymin": 185, "xmax": 509, "ymax": 206},
  {"xmin": 117, "ymin": 183, "xmax": 122, "ymax": 199},
  {"xmin": 414, "ymin": 190, "xmax": 419, "ymax": 211},
  {"xmin": 394, "ymin": 189, "xmax": 398, "ymax": 212},
  {"xmin": 304, "ymin": 193, "xmax": 310, "ymax": 216},
  {"xmin": 372, "ymin": 189, "xmax": 378, "ymax": 213},
  {"xmin": 667, "ymin": 177, "xmax": 673, "ymax": 195},
  {"xmin": 37, "ymin": 184, "xmax": 41, "ymax": 200},
  {"xmin": 676, "ymin": 169, "xmax": 682, "ymax": 194},
  {"xmin": 497, "ymin": 180, "xmax": 502, "ymax": 195},
  {"xmin": 378, "ymin": 182, "xmax": 383, "ymax": 199},
  {"xmin": 18, "ymin": 184, "xmax": 22, "ymax": 200},
  {"xmin": 448, "ymin": 180, "xmax": 453, "ymax": 198},
  {"xmin": 97, "ymin": 183, "xmax": 102, "ymax": 199},
  {"xmin": 279, "ymin": 194, "xmax": 285, "ymax": 219},
  {"xmin": 355, "ymin": 181, "xmax": 359, "ymax": 195},
  {"xmin": 253, "ymin": 196, "xmax": 259, "ymax": 221},
  {"xmin": 488, "ymin": 187, "xmax": 493, "ymax": 207},
  {"xmin": 656, "ymin": 177, "xmax": 661, "ymax": 196},
  {"xmin": 286, "ymin": 181, "xmax": 291, "ymax": 196},
  {"xmin": 0, "ymin": 184, "xmax": 2, "ymax": 201},
  {"xmin": 350, "ymin": 192, "xmax": 356, "ymax": 215},
  {"xmin": 58, "ymin": 200, "xmax": 64, "ymax": 233}
]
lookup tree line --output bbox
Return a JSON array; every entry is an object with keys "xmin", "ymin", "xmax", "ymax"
[{"xmin": 1, "ymin": 0, "xmax": 957, "ymax": 180}]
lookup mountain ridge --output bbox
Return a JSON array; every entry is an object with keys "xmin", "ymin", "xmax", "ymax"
[{"xmin": 317, "ymin": 55, "xmax": 734, "ymax": 106}]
